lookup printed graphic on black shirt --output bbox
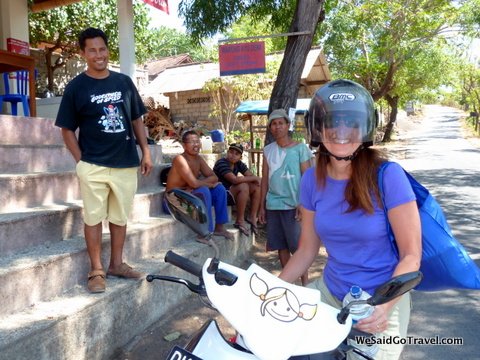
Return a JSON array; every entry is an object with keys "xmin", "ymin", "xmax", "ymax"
[{"xmin": 99, "ymin": 104, "xmax": 125, "ymax": 133}]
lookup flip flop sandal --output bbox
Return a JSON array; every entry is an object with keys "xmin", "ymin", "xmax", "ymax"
[
  {"xmin": 213, "ymin": 230, "xmax": 234, "ymax": 240},
  {"xmin": 196, "ymin": 235, "xmax": 211, "ymax": 245},
  {"xmin": 107, "ymin": 263, "xmax": 143, "ymax": 279},
  {"xmin": 233, "ymin": 223, "xmax": 250, "ymax": 236},
  {"xmin": 246, "ymin": 219, "xmax": 259, "ymax": 236}
]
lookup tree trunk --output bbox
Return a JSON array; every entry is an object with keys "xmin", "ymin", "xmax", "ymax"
[
  {"xmin": 43, "ymin": 38, "xmax": 75, "ymax": 95},
  {"xmin": 265, "ymin": 0, "xmax": 326, "ymax": 145},
  {"xmin": 382, "ymin": 94, "xmax": 399, "ymax": 142},
  {"xmin": 45, "ymin": 48, "xmax": 55, "ymax": 92}
]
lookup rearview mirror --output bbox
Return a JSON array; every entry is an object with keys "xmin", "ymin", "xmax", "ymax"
[
  {"xmin": 164, "ymin": 189, "xmax": 210, "ymax": 238},
  {"xmin": 368, "ymin": 271, "xmax": 423, "ymax": 306},
  {"xmin": 337, "ymin": 271, "xmax": 423, "ymax": 324}
]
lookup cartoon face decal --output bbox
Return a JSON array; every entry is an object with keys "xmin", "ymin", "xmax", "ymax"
[
  {"xmin": 250, "ymin": 273, "xmax": 317, "ymax": 323},
  {"xmin": 261, "ymin": 288, "xmax": 300, "ymax": 322}
]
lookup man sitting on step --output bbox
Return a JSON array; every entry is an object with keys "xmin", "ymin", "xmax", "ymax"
[
  {"xmin": 55, "ymin": 27, "xmax": 152, "ymax": 293},
  {"xmin": 165, "ymin": 130, "xmax": 233, "ymax": 241},
  {"xmin": 213, "ymin": 143, "xmax": 261, "ymax": 236}
]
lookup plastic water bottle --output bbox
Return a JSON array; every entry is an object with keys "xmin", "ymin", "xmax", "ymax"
[
  {"xmin": 342, "ymin": 285, "xmax": 373, "ymax": 322},
  {"xmin": 255, "ymin": 137, "xmax": 261, "ymax": 149},
  {"xmin": 342, "ymin": 286, "xmax": 379, "ymax": 359}
]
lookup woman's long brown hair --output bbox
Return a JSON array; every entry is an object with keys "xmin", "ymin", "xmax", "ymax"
[{"xmin": 315, "ymin": 144, "xmax": 387, "ymax": 214}]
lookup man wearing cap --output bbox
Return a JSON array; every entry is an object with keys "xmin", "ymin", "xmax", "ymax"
[
  {"xmin": 213, "ymin": 143, "xmax": 262, "ymax": 236},
  {"xmin": 259, "ymin": 109, "xmax": 313, "ymax": 286}
]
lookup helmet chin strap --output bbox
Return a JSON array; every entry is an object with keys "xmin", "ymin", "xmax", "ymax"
[{"xmin": 320, "ymin": 144, "xmax": 364, "ymax": 161}]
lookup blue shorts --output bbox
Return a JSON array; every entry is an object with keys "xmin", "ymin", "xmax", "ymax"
[{"xmin": 266, "ymin": 209, "xmax": 300, "ymax": 252}]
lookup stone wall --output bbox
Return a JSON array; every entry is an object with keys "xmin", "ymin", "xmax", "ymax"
[{"xmin": 166, "ymin": 89, "xmax": 220, "ymax": 129}]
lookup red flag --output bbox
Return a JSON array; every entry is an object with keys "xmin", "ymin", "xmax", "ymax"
[{"xmin": 143, "ymin": 0, "xmax": 169, "ymax": 14}]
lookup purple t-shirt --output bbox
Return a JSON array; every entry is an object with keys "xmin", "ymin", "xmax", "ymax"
[{"xmin": 300, "ymin": 162, "xmax": 415, "ymax": 300}]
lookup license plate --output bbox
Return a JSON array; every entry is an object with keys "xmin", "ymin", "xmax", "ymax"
[{"xmin": 165, "ymin": 345, "xmax": 203, "ymax": 360}]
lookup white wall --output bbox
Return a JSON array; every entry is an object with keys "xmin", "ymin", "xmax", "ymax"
[{"xmin": 0, "ymin": 0, "xmax": 29, "ymax": 50}]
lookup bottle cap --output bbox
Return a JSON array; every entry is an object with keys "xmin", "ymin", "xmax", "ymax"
[{"xmin": 350, "ymin": 285, "xmax": 362, "ymax": 298}]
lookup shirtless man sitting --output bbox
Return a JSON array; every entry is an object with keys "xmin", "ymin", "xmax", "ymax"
[{"xmin": 165, "ymin": 130, "xmax": 233, "ymax": 240}]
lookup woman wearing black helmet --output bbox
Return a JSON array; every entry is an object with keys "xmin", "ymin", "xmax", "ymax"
[{"xmin": 279, "ymin": 79, "xmax": 422, "ymax": 359}]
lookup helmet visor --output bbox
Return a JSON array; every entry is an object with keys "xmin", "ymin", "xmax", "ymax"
[{"xmin": 320, "ymin": 110, "xmax": 368, "ymax": 144}]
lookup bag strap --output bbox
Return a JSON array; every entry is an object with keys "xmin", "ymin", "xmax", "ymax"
[
  {"xmin": 377, "ymin": 161, "xmax": 391, "ymax": 207},
  {"xmin": 378, "ymin": 161, "xmax": 400, "ymax": 258}
]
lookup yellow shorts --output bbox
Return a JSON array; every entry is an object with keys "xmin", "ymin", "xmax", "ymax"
[{"xmin": 76, "ymin": 161, "xmax": 138, "ymax": 226}]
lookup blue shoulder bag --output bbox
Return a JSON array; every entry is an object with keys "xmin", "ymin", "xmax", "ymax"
[{"xmin": 378, "ymin": 162, "xmax": 480, "ymax": 291}]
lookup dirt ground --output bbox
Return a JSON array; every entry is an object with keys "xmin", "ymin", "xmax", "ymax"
[{"xmin": 113, "ymin": 228, "xmax": 328, "ymax": 360}]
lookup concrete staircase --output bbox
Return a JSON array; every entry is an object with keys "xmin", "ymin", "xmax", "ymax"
[{"xmin": 0, "ymin": 115, "xmax": 248, "ymax": 360}]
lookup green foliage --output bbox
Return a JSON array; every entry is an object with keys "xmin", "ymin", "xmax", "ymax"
[
  {"xmin": 317, "ymin": 0, "xmax": 480, "ymax": 142},
  {"xmin": 146, "ymin": 26, "xmax": 216, "ymax": 62},
  {"xmin": 456, "ymin": 0, "xmax": 480, "ymax": 37},
  {"xmin": 28, "ymin": 0, "xmax": 217, "ymax": 91},
  {"xmin": 202, "ymin": 55, "xmax": 281, "ymax": 134},
  {"xmin": 179, "ymin": 0, "xmax": 300, "ymax": 44},
  {"xmin": 29, "ymin": 0, "xmax": 151, "ymax": 63},
  {"xmin": 29, "ymin": 0, "xmax": 219, "ymax": 64},
  {"xmin": 458, "ymin": 61, "xmax": 480, "ymax": 112},
  {"xmin": 393, "ymin": 39, "xmax": 459, "ymax": 106},
  {"xmin": 225, "ymin": 129, "xmax": 251, "ymax": 144},
  {"xmin": 222, "ymin": 14, "xmax": 286, "ymax": 53},
  {"xmin": 292, "ymin": 131, "xmax": 306, "ymax": 143},
  {"xmin": 323, "ymin": 0, "xmax": 456, "ymax": 96},
  {"xmin": 28, "ymin": 0, "xmax": 152, "ymax": 92}
]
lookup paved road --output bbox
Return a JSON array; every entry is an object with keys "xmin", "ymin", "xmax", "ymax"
[
  {"xmin": 391, "ymin": 105, "xmax": 480, "ymax": 360},
  {"xmin": 117, "ymin": 105, "xmax": 479, "ymax": 360}
]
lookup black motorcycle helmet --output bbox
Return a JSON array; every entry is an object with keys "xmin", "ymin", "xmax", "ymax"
[{"xmin": 305, "ymin": 79, "xmax": 378, "ymax": 151}]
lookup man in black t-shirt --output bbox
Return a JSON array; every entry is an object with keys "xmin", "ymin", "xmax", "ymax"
[
  {"xmin": 213, "ymin": 143, "xmax": 261, "ymax": 236},
  {"xmin": 55, "ymin": 28, "xmax": 152, "ymax": 293}
]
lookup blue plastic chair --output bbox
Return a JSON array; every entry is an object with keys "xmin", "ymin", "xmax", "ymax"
[{"xmin": 0, "ymin": 71, "xmax": 31, "ymax": 116}]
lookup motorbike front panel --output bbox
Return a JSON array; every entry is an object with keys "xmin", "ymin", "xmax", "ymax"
[{"xmin": 186, "ymin": 320, "xmax": 258, "ymax": 359}]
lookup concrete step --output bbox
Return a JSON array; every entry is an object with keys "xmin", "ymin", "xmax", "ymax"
[
  {"xmin": 0, "ymin": 165, "xmax": 165, "ymax": 213},
  {"xmin": 0, "ymin": 171, "xmax": 82, "ymax": 212},
  {"xmin": 0, "ymin": 114, "xmax": 246, "ymax": 360},
  {"xmin": 0, "ymin": 186, "xmax": 165, "ymax": 257},
  {"xmin": 0, "ymin": 115, "xmax": 62, "ymax": 146},
  {"xmin": 0, "ymin": 215, "xmax": 192, "ymax": 318},
  {"xmin": 0, "ymin": 144, "xmax": 75, "ymax": 173},
  {"xmin": 0, "ymin": 201, "xmax": 84, "ymax": 257},
  {"xmin": 0, "ymin": 143, "xmax": 163, "ymax": 174},
  {"xmin": 0, "ymin": 228, "xmax": 248, "ymax": 360}
]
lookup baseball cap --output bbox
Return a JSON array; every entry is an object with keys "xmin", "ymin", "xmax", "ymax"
[
  {"xmin": 229, "ymin": 143, "xmax": 244, "ymax": 154},
  {"xmin": 268, "ymin": 109, "xmax": 291, "ymax": 126}
]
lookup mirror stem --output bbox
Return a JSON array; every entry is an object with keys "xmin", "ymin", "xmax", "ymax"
[
  {"xmin": 206, "ymin": 237, "xmax": 220, "ymax": 259},
  {"xmin": 337, "ymin": 299, "xmax": 368, "ymax": 324}
]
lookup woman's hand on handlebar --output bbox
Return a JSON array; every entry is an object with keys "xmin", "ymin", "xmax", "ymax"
[{"xmin": 355, "ymin": 304, "xmax": 389, "ymax": 334}]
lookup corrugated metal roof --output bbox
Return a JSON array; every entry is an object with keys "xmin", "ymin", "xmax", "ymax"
[
  {"xmin": 235, "ymin": 99, "xmax": 311, "ymax": 115},
  {"xmin": 143, "ymin": 48, "xmax": 331, "ymax": 97},
  {"xmin": 145, "ymin": 54, "xmax": 193, "ymax": 77},
  {"xmin": 144, "ymin": 62, "xmax": 220, "ymax": 95}
]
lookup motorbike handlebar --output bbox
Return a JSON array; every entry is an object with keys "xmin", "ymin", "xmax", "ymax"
[
  {"xmin": 164, "ymin": 251, "xmax": 238, "ymax": 286},
  {"xmin": 164, "ymin": 250, "xmax": 203, "ymax": 278}
]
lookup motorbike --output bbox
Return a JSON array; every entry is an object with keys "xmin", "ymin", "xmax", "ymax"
[{"xmin": 147, "ymin": 189, "xmax": 423, "ymax": 360}]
